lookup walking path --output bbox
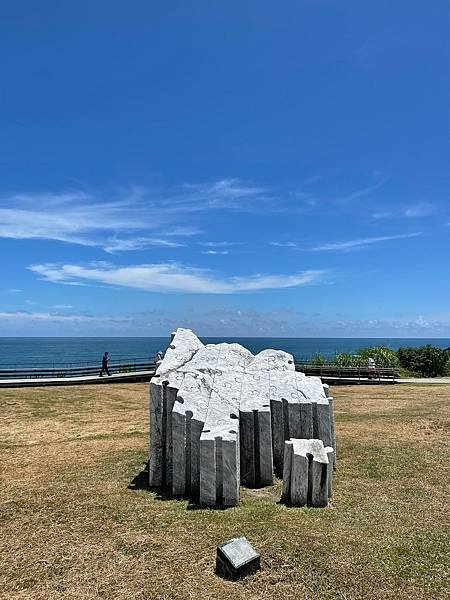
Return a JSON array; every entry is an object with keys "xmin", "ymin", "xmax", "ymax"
[
  {"xmin": 0, "ymin": 370, "xmax": 155, "ymax": 388},
  {"xmin": 322, "ymin": 376, "xmax": 450, "ymax": 385},
  {"xmin": 395, "ymin": 377, "xmax": 450, "ymax": 384},
  {"xmin": 1, "ymin": 372, "xmax": 449, "ymax": 388}
]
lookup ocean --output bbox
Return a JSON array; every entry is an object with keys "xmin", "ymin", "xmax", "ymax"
[{"xmin": 1, "ymin": 337, "xmax": 450, "ymax": 368}]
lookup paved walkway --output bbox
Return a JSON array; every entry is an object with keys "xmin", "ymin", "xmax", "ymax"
[
  {"xmin": 0, "ymin": 370, "xmax": 155, "ymax": 388},
  {"xmin": 395, "ymin": 377, "xmax": 450, "ymax": 384},
  {"xmin": 1, "ymin": 372, "xmax": 449, "ymax": 388},
  {"xmin": 321, "ymin": 376, "xmax": 396, "ymax": 385}
]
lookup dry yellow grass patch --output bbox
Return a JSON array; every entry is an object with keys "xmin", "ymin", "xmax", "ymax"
[{"xmin": 0, "ymin": 383, "xmax": 449, "ymax": 600}]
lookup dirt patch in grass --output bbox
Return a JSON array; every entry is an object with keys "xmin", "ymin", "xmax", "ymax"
[{"xmin": 0, "ymin": 383, "xmax": 449, "ymax": 599}]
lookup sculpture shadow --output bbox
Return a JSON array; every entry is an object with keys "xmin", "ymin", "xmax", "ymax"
[
  {"xmin": 185, "ymin": 499, "xmax": 229, "ymax": 511},
  {"xmin": 127, "ymin": 461, "xmax": 199, "ymax": 504},
  {"xmin": 127, "ymin": 461, "xmax": 150, "ymax": 491},
  {"xmin": 127, "ymin": 462, "xmax": 173, "ymax": 501},
  {"xmin": 128, "ymin": 461, "xmax": 231, "ymax": 509}
]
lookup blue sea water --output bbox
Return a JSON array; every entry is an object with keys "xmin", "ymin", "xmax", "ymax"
[{"xmin": 1, "ymin": 337, "xmax": 450, "ymax": 368}]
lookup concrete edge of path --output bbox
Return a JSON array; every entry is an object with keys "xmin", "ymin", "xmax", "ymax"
[
  {"xmin": 0, "ymin": 370, "xmax": 155, "ymax": 388},
  {"xmin": 1, "ymin": 372, "xmax": 449, "ymax": 388},
  {"xmin": 395, "ymin": 377, "xmax": 450, "ymax": 384}
]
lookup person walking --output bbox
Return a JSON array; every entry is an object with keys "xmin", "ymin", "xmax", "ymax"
[
  {"xmin": 368, "ymin": 356, "xmax": 376, "ymax": 379},
  {"xmin": 99, "ymin": 352, "xmax": 111, "ymax": 377}
]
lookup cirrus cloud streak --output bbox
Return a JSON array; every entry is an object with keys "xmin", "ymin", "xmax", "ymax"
[
  {"xmin": 310, "ymin": 232, "xmax": 421, "ymax": 252},
  {"xmin": 0, "ymin": 310, "xmax": 130, "ymax": 323},
  {"xmin": 28, "ymin": 262, "xmax": 327, "ymax": 294},
  {"xmin": 0, "ymin": 179, "xmax": 266, "ymax": 252}
]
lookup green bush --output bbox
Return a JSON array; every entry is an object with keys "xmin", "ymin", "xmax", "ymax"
[
  {"xmin": 444, "ymin": 359, "xmax": 450, "ymax": 376},
  {"xmin": 397, "ymin": 345, "xmax": 449, "ymax": 377},
  {"xmin": 358, "ymin": 346, "xmax": 399, "ymax": 369},
  {"xmin": 311, "ymin": 353, "xmax": 326, "ymax": 365},
  {"xmin": 326, "ymin": 345, "xmax": 448, "ymax": 376},
  {"xmin": 333, "ymin": 347, "xmax": 399, "ymax": 369},
  {"xmin": 334, "ymin": 352, "xmax": 365, "ymax": 367}
]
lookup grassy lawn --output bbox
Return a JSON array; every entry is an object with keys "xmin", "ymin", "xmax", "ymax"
[{"xmin": 0, "ymin": 383, "xmax": 449, "ymax": 600}]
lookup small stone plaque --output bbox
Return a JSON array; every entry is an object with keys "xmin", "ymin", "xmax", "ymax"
[{"xmin": 216, "ymin": 536, "xmax": 260, "ymax": 580}]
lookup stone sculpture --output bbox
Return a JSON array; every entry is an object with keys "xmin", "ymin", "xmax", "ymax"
[
  {"xmin": 281, "ymin": 439, "xmax": 333, "ymax": 507},
  {"xmin": 149, "ymin": 328, "xmax": 335, "ymax": 507}
]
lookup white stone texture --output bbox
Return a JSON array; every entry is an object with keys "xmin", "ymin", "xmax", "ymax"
[
  {"xmin": 199, "ymin": 343, "xmax": 250, "ymax": 506},
  {"xmin": 156, "ymin": 328, "xmax": 204, "ymax": 379},
  {"xmin": 239, "ymin": 351, "xmax": 274, "ymax": 488},
  {"xmin": 282, "ymin": 439, "xmax": 334, "ymax": 507},
  {"xmin": 149, "ymin": 328, "xmax": 335, "ymax": 507}
]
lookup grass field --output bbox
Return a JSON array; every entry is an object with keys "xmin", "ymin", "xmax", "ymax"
[{"xmin": 0, "ymin": 383, "xmax": 449, "ymax": 600}]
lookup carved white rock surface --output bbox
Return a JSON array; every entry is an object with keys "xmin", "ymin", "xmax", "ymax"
[
  {"xmin": 282, "ymin": 438, "xmax": 334, "ymax": 507},
  {"xmin": 149, "ymin": 328, "xmax": 335, "ymax": 507},
  {"xmin": 156, "ymin": 328, "xmax": 204, "ymax": 378},
  {"xmin": 239, "ymin": 353, "xmax": 273, "ymax": 488}
]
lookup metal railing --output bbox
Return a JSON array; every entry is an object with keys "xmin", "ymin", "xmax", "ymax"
[
  {"xmin": 0, "ymin": 359, "xmax": 157, "ymax": 380},
  {"xmin": 294, "ymin": 362, "xmax": 398, "ymax": 381},
  {"xmin": 0, "ymin": 356, "xmax": 398, "ymax": 382}
]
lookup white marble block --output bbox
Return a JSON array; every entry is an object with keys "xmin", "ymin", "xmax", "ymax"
[
  {"xmin": 282, "ymin": 438, "xmax": 333, "ymax": 507},
  {"xmin": 239, "ymin": 351, "xmax": 274, "ymax": 487},
  {"xmin": 149, "ymin": 328, "xmax": 336, "ymax": 508}
]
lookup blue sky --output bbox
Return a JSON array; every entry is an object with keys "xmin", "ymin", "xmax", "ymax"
[{"xmin": 1, "ymin": 1, "xmax": 449, "ymax": 337}]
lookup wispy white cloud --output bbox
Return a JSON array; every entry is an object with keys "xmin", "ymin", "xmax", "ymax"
[
  {"xmin": 0, "ymin": 177, "xmax": 405, "ymax": 256},
  {"xmin": 335, "ymin": 178, "xmax": 387, "ymax": 204},
  {"xmin": 371, "ymin": 211, "xmax": 391, "ymax": 219},
  {"xmin": 199, "ymin": 241, "xmax": 245, "ymax": 248},
  {"xmin": 404, "ymin": 203, "xmax": 436, "ymax": 217},
  {"xmin": 3, "ymin": 307, "xmax": 449, "ymax": 337},
  {"xmin": 329, "ymin": 314, "xmax": 450, "ymax": 335},
  {"xmin": 372, "ymin": 202, "xmax": 436, "ymax": 220},
  {"xmin": 201, "ymin": 250, "xmax": 229, "ymax": 255},
  {"xmin": 180, "ymin": 179, "xmax": 267, "ymax": 211},
  {"xmin": 50, "ymin": 304, "xmax": 74, "ymax": 309},
  {"xmin": 28, "ymin": 262, "xmax": 326, "ymax": 294},
  {"xmin": 0, "ymin": 190, "xmax": 152, "ymax": 249},
  {"xmin": 311, "ymin": 232, "xmax": 421, "ymax": 252},
  {"xmin": 0, "ymin": 179, "xmax": 266, "ymax": 252},
  {"xmin": 148, "ymin": 178, "xmax": 268, "ymax": 216},
  {"xmin": 270, "ymin": 241, "xmax": 298, "ymax": 248},
  {"xmin": 281, "ymin": 176, "xmax": 388, "ymax": 213},
  {"xmin": 0, "ymin": 310, "xmax": 130, "ymax": 323},
  {"xmin": 103, "ymin": 237, "xmax": 185, "ymax": 253}
]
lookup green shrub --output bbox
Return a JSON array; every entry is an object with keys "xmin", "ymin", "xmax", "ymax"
[
  {"xmin": 444, "ymin": 359, "xmax": 450, "ymax": 376},
  {"xmin": 334, "ymin": 352, "xmax": 365, "ymax": 367},
  {"xmin": 397, "ymin": 345, "xmax": 449, "ymax": 377},
  {"xmin": 358, "ymin": 346, "xmax": 399, "ymax": 369},
  {"xmin": 333, "ymin": 347, "xmax": 399, "ymax": 369},
  {"xmin": 311, "ymin": 353, "xmax": 326, "ymax": 365},
  {"xmin": 330, "ymin": 345, "xmax": 448, "ymax": 375}
]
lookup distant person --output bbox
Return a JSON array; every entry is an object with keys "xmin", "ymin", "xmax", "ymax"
[
  {"xmin": 99, "ymin": 352, "xmax": 111, "ymax": 377},
  {"xmin": 368, "ymin": 356, "xmax": 376, "ymax": 378}
]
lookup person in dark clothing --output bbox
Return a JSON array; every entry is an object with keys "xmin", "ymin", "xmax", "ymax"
[{"xmin": 99, "ymin": 352, "xmax": 111, "ymax": 377}]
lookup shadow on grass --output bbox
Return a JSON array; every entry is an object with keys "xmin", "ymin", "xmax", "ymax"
[
  {"xmin": 127, "ymin": 461, "xmax": 230, "ymax": 510},
  {"xmin": 128, "ymin": 461, "xmax": 174, "ymax": 500},
  {"xmin": 127, "ymin": 461, "xmax": 150, "ymax": 491}
]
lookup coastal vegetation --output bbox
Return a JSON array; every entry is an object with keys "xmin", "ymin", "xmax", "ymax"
[
  {"xmin": 397, "ymin": 346, "xmax": 450, "ymax": 378},
  {"xmin": 0, "ymin": 382, "xmax": 449, "ymax": 599},
  {"xmin": 312, "ymin": 345, "xmax": 450, "ymax": 378}
]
